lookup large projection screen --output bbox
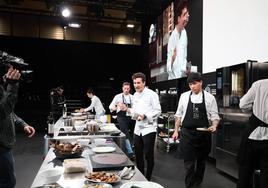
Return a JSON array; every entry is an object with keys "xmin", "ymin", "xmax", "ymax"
[{"xmin": 203, "ymin": 0, "xmax": 268, "ymax": 73}]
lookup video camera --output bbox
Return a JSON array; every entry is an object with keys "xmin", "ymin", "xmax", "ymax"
[{"xmin": 0, "ymin": 50, "xmax": 33, "ymax": 82}]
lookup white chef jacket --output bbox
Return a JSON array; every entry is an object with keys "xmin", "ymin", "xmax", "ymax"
[
  {"xmin": 129, "ymin": 87, "xmax": 161, "ymax": 136},
  {"xmin": 109, "ymin": 93, "xmax": 133, "ymax": 113},
  {"xmin": 84, "ymin": 95, "xmax": 105, "ymax": 116},
  {"xmin": 175, "ymin": 90, "xmax": 220, "ymax": 123},
  {"xmin": 167, "ymin": 27, "xmax": 188, "ymax": 80},
  {"xmin": 239, "ymin": 79, "xmax": 268, "ymax": 140}
]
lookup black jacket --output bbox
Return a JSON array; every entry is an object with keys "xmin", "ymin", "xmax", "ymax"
[{"xmin": 0, "ymin": 83, "xmax": 26, "ymax": 149}]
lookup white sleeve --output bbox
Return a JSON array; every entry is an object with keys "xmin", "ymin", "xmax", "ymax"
[
  {"xmin": 167, "ymin": 34, "xmax": 175, "ymax": 73},
  {"xmin": 109, "ymin": 95, "xmax": 118, "ymax": 111},
  {"xmin": 178, "ymin": 31, "xmax": 188, "ymax": 74},
  {"xmin": 175, "ymin": 93, "xmax": 185, "ymax": 118},
  {"xmin": 207, "ymin": 94, "xmax": 220, "ymax": 121},
  {"xmin": 145, "ymin": 93, "xmax": 162, "ymax": 122},
  {"xmin": 84, "ymin": 97, "xmax": 97, "ymax": 112},
  {"xmin": 239, "ymin": 82, "xmax": 256, "ymax": 111}
]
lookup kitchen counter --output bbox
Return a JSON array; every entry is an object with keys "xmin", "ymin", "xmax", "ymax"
[
  {"xmin": 32, "ymin": 142, "xmax": 147, "ymax": 188},
  {"xmin": 43, "ymin": 118, "xmax": 126, "ymax": 157}
]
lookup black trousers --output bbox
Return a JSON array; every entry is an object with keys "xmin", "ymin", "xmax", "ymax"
[
  {"xmin": 117, "ymin": 116, "xmax": 132, "ymax": 140},
  {"xmin": 184, "ymin": 156, "xmax": 206, "ymax": 188},
  {"xmin": 237, "ymin": 140, "xmax": 268, "ymax": 188},
  {"xmin": 134, "ymin": 132, "xmax": 156, "ymax": 180},
  {"xmin": 0, "ymin": 149, "xmax": 16, "ymax": 188}
]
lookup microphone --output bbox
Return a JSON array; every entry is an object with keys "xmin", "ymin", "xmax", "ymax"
[{"xmin": 0, "ymin": 50, "xmax": 28, "ymax": 66}]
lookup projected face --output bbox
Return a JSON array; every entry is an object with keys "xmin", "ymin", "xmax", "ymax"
[{"xmin": 177, "ymin": 7, "xmax": 189, "ymax": 30}]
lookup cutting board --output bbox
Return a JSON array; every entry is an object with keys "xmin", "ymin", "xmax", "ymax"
[{"xmin": 90, "ymin": 153, "xmax": 134, "ymax": 171}]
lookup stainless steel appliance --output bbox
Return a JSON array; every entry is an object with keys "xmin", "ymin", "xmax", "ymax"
[{"xmin": 215, "ymin": 60, "xmax": 268, "ymax": 178}]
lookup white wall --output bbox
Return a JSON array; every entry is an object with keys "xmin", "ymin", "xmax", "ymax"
[{"xmin": 203, "ymin": 0, "xmax": 268, "ymax": 73}]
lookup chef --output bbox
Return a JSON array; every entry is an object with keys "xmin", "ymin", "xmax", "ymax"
[
  {"xmin": 172, "ymin": 72, "xmax": 220, "ymax": 188},
  {"xmin": 109, "ymin": 82, "xmax": 135, "ymax": 160}
]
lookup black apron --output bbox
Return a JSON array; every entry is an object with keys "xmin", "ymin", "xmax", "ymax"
[
  {"xmin": 237, "ymin": 114, "xmax": 268, "ymax": 165},
  {"xmin": 117, "ymin": 94, "xmax": 133, "ymax": 139},
  {"xmin": 179, "ymin": 91, "xmax": 211, "ymax": 161}
]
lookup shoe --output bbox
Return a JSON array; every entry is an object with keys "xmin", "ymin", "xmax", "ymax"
[{"xmin": 129, "ymin": 153, "xmax": 135, "ymax": 161}]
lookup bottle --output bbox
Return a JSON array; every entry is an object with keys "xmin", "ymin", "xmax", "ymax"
[
  {"xmin": 47, "ymin": 112, "xmax": 54, "ymax": 137},
  {"xmin": 63, "ymin": 103, "xmax": 67, "ymax": 118}
]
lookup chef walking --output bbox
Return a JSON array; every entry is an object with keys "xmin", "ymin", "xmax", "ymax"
[{"xmin": 172, "ymin": 72, "xmax": 220, "ymax": 188}]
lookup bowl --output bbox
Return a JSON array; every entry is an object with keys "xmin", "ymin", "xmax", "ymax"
[
  {"xmin": 53, "ymin": 148, "xmax": 83, "ymax": 159},
  {"xmin": 74, "ymin": 125, "xmax": 86, "ymax": 132},
  {"xmin": 64, "ymin": 126, "xmax": 73, "ymax": 132},
  {"xmin": 39, "ymin": 168, "xmax": 63, "ymax": 184},
  {"xmin": 94, "ymin": 138, "xmax": 107, "ymax": 146}
]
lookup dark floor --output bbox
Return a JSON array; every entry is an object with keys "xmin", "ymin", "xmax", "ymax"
[{"xmin": 13, "ymin": 131, "xmax": 237, "ymax": 188}]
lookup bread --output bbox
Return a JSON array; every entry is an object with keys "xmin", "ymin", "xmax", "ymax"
[{"xmin": 63, "ymin": 159, "xmax": 87, "ymax": 173}]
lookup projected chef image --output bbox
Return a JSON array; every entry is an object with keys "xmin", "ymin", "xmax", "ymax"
[{"xmin": 148, "ymin": 0, "xmax": 199, "ymax": 82}]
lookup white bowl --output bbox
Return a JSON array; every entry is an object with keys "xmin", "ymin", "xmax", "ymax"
[
  {"xmin": 39, "ymin": 168, "xmax": 63, "ymax": 184},
  {"xmin": 64, "ymin": 126, "xmax": 73, "ymax": 132},
  {"xmin": 94, "ymin": 138, "xmax": 106, "ymax": 146},
  {"xmin": 74, "ymin": 125, "xmax": 85, "ymax": 132}
]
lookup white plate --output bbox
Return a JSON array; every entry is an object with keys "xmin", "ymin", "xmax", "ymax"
[
  {"xmin": 196, "ymin": 127, "xmax": 209, "ymax": 131},
  {"xmin": 120, "ymin": 181, "xmax": 164, "ymax": 188},
  {"xmin": 92, "ymin": 146, "xmax": 116, "ymax": 153},
  {"xmin": 84, "ymin": 182, "xmax": 113, "ymax": 188},
  {"xmin": 85, "ymin": 172, "xmax": 120, "ymax": 183}
]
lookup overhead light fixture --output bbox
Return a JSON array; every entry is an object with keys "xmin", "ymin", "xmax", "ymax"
[
  {"xmin": 61, "ymin": 7, "xmax": 71, "ymax": 18},
  {"xmin": 68, "ymin": 23, "xmax": 81, "ymax": 28},
  {"xmin": 127, "ymin": 24, "xmax": 135, "ymax": 28}
]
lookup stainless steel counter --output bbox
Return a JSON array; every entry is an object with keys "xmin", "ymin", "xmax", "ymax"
[
  {"xmin": 43, "ymin": 118, "xmax": 126, "ymax": 157},
  {"xmin": 32, "ymin": 143, "xmax": 147, "ymax": 188}
]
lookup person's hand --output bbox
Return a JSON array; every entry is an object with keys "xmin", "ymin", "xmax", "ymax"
[
  {"xmin": 4, "ymin": 66, "xmax": 21, "ymax": 81},
  {"xmin": 208, "ymin": 125, "xmax": 217, "ymax": 133},
  {"xmin": 118, "ymin": 103, "xmax": 127, "ymax": 111},
  {"xmin": 110, "ymin": 106, "xmax": 117, "ymax": 112},
  {"xmin": 171, "ymin": 48, "xmax": 177, "ymax": 66},
  {"xmin": 24, "ymin": 125, "xmax": 35, "ymax": 138},
  {"xmin": 172, "ymin": 130, "xmax": 179, "ymax": 140},
  {"xmin": 79, "ymin": 108, "xmax": 84, "ymax": 113},
  {"xmin": 137, "ymin": 114, "xmax": 146, "ymax": 121}
]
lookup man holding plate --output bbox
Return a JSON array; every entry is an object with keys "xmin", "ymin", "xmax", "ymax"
[{"xmin": 172, "ymin": 72, "xmax": 220, "ymax": 188}]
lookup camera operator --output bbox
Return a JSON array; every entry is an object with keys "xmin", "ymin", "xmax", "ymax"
[
  {"xmin": 0, "ymin": 65, "xmax": 35, "ymax": 188},
  {"xmin": 50, "ymin": 85, "xmax": 66, "ymax": 122}
]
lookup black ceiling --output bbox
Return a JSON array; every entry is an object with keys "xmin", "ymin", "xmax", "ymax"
[{"xmin": 0, "ymin": 0, "xmax": 173, "ymax": 23}]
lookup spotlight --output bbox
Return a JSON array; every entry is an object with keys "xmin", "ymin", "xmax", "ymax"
[
  {"xmin": 61, "ymin": 7, "xmax": 71, "ymax": 17},
  {"xmin": 127, "ymin": 24, "xmax": 135, "ymax": 28}
]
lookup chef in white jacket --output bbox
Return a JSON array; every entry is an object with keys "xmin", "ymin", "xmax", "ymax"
[
  {"xmin": 80, "ymin": 88, "xmax": 105, "ymax": 119},
  {"xmin": 124, "ymin": 72, "xmax": 161, "ymax": 180}
]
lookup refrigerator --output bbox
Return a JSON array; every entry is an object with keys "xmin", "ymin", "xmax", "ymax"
[{"xmin": 215, "ymin": 60, "xmax": 268, "ymax": 178}]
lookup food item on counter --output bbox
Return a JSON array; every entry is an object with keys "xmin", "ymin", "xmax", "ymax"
[
  {"xmin": 91, "ymin": 153, "xmax": 127, "ymax": 165},
  {"xmin": 83, "ymin": 184, "xmax": 111, "ymax": 188},
  {"xmin": 63, "ymin": 158, "xmax": 87, "ymax": 173},
  {"xmin": 51, "ymin": 141, "xmax": 83, "ymax": 154},
  {"xmin": 85, "ymin": 172, "xmax": 119, "ymax": 183}
]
